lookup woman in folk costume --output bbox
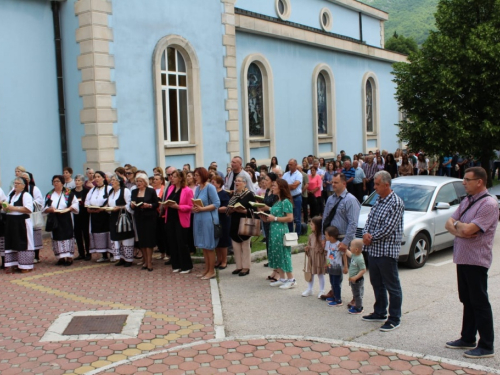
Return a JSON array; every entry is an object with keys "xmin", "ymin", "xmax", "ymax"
[
  {"xmin": 0, "ymin": 186, "xmax": 8, "ymax": 269},
  {"xmin": 84, "ymin": 171, "xmax": 113, "ymax": 262},
  {"xmin": 108, "ymin": 174, "xmax": 135, "ymax": 267},
  {"xmin": 3, "ymin": 177, "xmax": 34, "ymax": 273},
  {"xmin": 21, "ymin": 172, "xmax": 43, "ymax": 264},
  {"xmin": 43, "ymin": 175, "xmax": 79, "ymax": 266}
]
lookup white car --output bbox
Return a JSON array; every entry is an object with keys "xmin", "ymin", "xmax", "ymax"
[{"xmin": 356, "ymin": 176, "xmax": 466, "ymax": 268}]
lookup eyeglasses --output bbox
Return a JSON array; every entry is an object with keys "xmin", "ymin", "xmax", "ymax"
[
  {"xmin": 166, "ymin": 174, "xmax": 172, "ymax": 177},
  {"xmin": 125, "ymin": 172, "xmax": 133, "ymax": 175},
  {"xmin": 463, "ymin": 178, "xmax": 480, "ymax": 182}
]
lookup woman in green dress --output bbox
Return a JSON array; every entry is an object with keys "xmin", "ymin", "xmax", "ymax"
[{"xmin": 263, "ymin": 179, "xmax": 296, "ymax": 289}]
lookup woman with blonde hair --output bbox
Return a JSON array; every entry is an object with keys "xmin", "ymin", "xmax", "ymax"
[{"xmin": 131, "ymin": 173, "xmax": 159, "ymax": 271}]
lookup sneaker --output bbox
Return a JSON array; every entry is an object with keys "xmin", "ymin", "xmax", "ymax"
[
  {"xmin": 445, "ymin": 339, "xmax": 477, "ymax": 349},
  {"xmin": 301, "ymin": 289, "xmax": 313, "ymax": 297},
  {"xmin": 348, "ymin": 306, "xmax": 364, "ymax": 315},
  {"xmin": 326, "ymin": 297, "xmax": 336, "ymax": 302},
  {"xmin": 172, "ymin": 269, "xmax": 181, "ymax": 273},
  {"xmin": 362, "ymin": 313, "xmax": 387, "ymax": 322},
  {"xmin": 96, "ymin": 257, "xmax": 109, "ymax": 263},
  {"xmin": 279, "ymin": 279, "xmax": 297, "ymax": 289},
  {"xmin": 317, "ymin": 290, "xmax": 325, "ymax": 299},
  {"xmin": 180, "ymin": 269, "xmax": 191, "ymax": 274},
  {"xmin": 33, "ymin": 259, "xmax": 39, "ymax": 264},
  {"xmin": 270, "ymin": 279, "xmax": 286, "ymax": 287},
  {"xmin": 463, "ymin": 347, "xmax": 494, "ymax": 359},
  {"xmin": 328, "ymin": 300, "xmax": 343, "ymax": 306},
  {"xmin": 380, "ymin": 321, "xmax": 400, "ymax": 332}
]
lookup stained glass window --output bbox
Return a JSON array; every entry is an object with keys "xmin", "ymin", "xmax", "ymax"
[
  {"xmin": 366, "ymin": 79, "xmax": 373, "ymax": 133},
  {"xmin": 247, "ymin": 63, "xmax": 264, "ymax": 137},
  {"xmin": 161, "ymin": 47, "xmax": 188, "ymax": 142},
  {"xmin": 317, "ymin": 73, "xmax": 327, "ymax": 134}
]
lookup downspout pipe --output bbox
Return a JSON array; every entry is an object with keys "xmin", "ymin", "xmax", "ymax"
[
  {"xmin": 359, "ymin": 12, "xmax": 363, "ymax": 43},
  {"xmin": 51, "ymin": 1, "xmax": 69, "ymax": 169}
]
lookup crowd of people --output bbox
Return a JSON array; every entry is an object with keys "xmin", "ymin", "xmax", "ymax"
[{"xmin": 0, "ymin": 151, "xmax": 496, "ymax": 358}]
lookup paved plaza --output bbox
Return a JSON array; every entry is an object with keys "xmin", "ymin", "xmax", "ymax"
[{"xmin": 0, "ymin": 237, "xmax": 499, "ymax": 375}]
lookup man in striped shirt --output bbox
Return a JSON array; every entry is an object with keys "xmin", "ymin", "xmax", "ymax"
[
  {"xmin": 444, "ymin": 167, "xmax": 498, "ymax": 359},
  {"xmin": 362, "ymin": 155, "xmax": 377, "ymax": 194},
  {"xmin": 362, "ymin": 171, "xmax": 404, "ymax": 332}
]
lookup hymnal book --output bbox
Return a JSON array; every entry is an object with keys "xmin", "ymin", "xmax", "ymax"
[
  {"xmin": 160, "ymin": 200, "xmax": 176, "ymax": 204},
  {"xmin": 254, "ymin": 195, "xmax": 265, "ymax": 201},
  {"xmin": 192, "ymin": 199, "xmax": 204, "ymax": 207},
  {"xmin": 55, "ymin": 208, "xmax": 71, "ymax": 214},
  {"xmin": 131, "ymin": 201, "xmax": 143, "ymax": 207},
  {"xmin": 228, "ymin": 202, "xmax": 245, "ymax": 209},
  {"xmin": 249, "ymin": 202, "xmax": 265, "ymax": 208},
  {"xmin": 255, "ymin": 211, "xmax": 270, "ymax": 217},
  {"xmin": 85, "ymin": 205, "xmax": 104, "ymax": 209}
]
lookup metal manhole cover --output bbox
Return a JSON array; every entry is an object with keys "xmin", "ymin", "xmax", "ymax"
[{"xmin": 62, "ymin": 315, "xmax": 128, "ymax": 335}]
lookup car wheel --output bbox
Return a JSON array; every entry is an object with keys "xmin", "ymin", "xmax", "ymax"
[{"xmin": 405, "ymin": 233, "xmax": 430, "ymax": 269}]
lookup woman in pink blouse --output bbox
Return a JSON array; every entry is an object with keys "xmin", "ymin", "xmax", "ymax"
[{"xmin": 307, "ymin": 166, "xmax": 323, "ymax": 219}]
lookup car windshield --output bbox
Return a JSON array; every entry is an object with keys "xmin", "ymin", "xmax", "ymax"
[{"xmin": 362, "ymin": 184, "xmax": 436, "ymax": 212}]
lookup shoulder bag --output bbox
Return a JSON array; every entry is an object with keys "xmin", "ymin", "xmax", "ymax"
[
  {"xmin": 116, "ymin": 207, "xmax": 133, "ymax": 233},
  {"xmin": 31, "ymin": 201, "xmax": 45, "ymax": 229},
  {"xmin": 303, "ymin": 251, "xmax": 312, "ymax": 282},
  {"xmin": 45, "ymin": 194, "xmax": 63, "ymax": 232},
  {"xmin": 283, "ymin": 232, "xmax": 298, "ymax": 247},
  {"xmin": 238, "ymin": 210, "xmax": 260, "ymax": 237}
]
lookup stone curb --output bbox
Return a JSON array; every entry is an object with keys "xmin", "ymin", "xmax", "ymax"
[{"xmin": 192, "ymin": 243, "xmax": 306, "ymax": 263}]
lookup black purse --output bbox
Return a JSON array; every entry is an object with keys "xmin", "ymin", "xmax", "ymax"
[
  {"xmin": 205, "ymin": 188, "xmax": 221, "ymax": 239},
  {"xmin": 45, "ymin": 194, "xmax": 63, "ymax": 232}
]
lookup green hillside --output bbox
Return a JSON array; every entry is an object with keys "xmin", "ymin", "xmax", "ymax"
[{"xmin": 358, "ymin": 0, "xmax": 439, "ymax": 45}]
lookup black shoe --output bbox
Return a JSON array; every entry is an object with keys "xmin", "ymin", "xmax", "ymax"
[
  {"xmin": 380, "ymin": 321, "xmax": 400, "ymax": 332},
  {"xmin": 445, "ymin": 339, "xmax": 477, "ymax": 350},
  {"xmin": 362, "ymin": 313, "xmax": 387, "ymax": 322},
  {"xmin": 84, "ymin": 254, "xmax": 91, "ymax": 261},
  {"xmin": 263, "ymin": 263, "xmax": 269, "ymax": 267},
  {"xmin": 164, "ymin": 260, "xmax": 172, "ymax": 265},
  {"xmin": 123, "ymin": 262, "xmax": 132, "ymax": 268},
  {"xmin": 115, "ymin": 259, "xmax": 125, "ymax": 267},
  {"xmin": 232, "ymin": 269, "xmax": 242, "ymax": 275},
  {"xmin": 74, "ymin": 255, "xmax": 85, "ymax": 261},
  {"xmin": 463, "ymin": 347, "xmax": 494, "ymax": 358},
  {"xmin": 55, "ymin": 258, "xmax": 65, "ymax": 266},
  {"xmin": 218, "ymin": 265, "xmax": 227, "ymax": 270},
  {"xmin": 64, "ymin": 260, "xmax": 73, "ymax": 266},
  {"xmin": 239, "ymin": 270, "xmax": 250, "ymax": 276}
]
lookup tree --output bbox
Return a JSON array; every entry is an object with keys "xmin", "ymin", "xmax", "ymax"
[
  {"xmin": 385, "ymin": 32, "xmax": 419, "ymax": 55},
  {"xmin": 392, "ymin": 0, "xmax": 500, "ymax": 186}
]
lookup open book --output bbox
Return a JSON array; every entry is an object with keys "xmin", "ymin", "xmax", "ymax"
[
  {"xmin": 228, "ymin": 202, "xmax": 245, "ymax": 209},
  {"xmin": 85, "ymin": 205, "xmax": 105, "ymax": 209},
  {"xmin": 192, "ymin": 199, "xmax": 204, "ymax": 208},
  {"xmin": 55, "ymin": 208, "xmax": 71, "ymax": 214},
  {"xmin": 131, "ymin": 201, "xmax": 144, "ymax": 207},
  {"xmin": 249, "ymin": 201, "xmax": 265, "ymax": 208},
  {"xmin": 254, "ymin": 195, "xmax": 265, "ymax": 201},
  {"xmin": 255, "ymin": 211, "xmax": 270, "ymax": 217},
  {"xmin": 160, "ymin": 200, "xmax": 176, "ymax": 204}
]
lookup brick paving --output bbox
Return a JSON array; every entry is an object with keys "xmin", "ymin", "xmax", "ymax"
[{"xmin": 0, "ymin": 240, "xmax": 498, "ymax": 375}]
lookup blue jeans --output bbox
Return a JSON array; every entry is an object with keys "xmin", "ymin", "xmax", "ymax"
[
  {"xmin": 368, "ymin": 255, "xmax": 402, "ymax": 324},
  {"xmin": 288, "ymin": 195, "xmax": 302, "ymax": 235},
  {"xmin": 329, "ymin": 273, "xmax": 343, "ymax": 302}
]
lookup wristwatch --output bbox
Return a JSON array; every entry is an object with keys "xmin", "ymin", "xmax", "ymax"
[
  {"xmin": 453, "ymin": 221, "xmax": 459, "ymax": 228},
  {"xmin": 274, "ymin": 217, "xmax": 278, "ymax": 222}
]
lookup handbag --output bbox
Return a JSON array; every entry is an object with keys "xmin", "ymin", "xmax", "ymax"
[
  {"xmin": 116, "ymin": 208, "xmax": 132, "ymax": 233},
  {"xmin": 303, "ymin": 252, "xmax": 312, "ymax": 282},
  {"xmin": 206, "ymin": 189, "xmax": 222, "ymax": 239},
  {"xmin": 31, "ymin": 202, "xmax": 44, "ymax": 229},
  {"xmin": 283, "ymin": 232, "xmax": 298, "ymax": 247},
  {"xmin": 238, "ymin": 215, "xmax": 261, "ymax": 237}
]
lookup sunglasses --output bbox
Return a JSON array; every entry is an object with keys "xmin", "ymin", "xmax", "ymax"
[{"xmin": 126, "ymin": 172, "xmax": 133, "ymax": 175}]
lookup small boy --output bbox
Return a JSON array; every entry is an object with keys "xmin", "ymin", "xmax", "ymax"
[
  {"xmin": 324, "ymin": 226, "xmax": 348, "ymax": 307},
  {"xmin": 345, "ymin": 239, "xmax": 366, "ymax": 314}
]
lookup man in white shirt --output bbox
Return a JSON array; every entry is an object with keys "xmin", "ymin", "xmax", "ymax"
[
  {"xmin": 224, "ymin": 156, "xmax": 256, "ymax": 193},
  {"xmin": 283, "ymin": 159, "xmax": 303, "ymax": 234}
]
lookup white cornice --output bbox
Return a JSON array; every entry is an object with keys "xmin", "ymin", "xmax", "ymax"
[{"xmin": 327, "ymin": 0, "xmax": 389, "ymax": 21}]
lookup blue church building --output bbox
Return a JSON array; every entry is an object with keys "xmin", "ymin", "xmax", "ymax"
[{"xmin": 0, "ymin": 0, "xmax": 406, "ymax": 193}]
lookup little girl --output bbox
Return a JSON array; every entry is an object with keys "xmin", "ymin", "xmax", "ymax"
[
  {"xmin": 302, "ymin": 216, "xmax": 327, "ymax": 298},
  {"xmin": 325, "ymin": 226, "xmax": 348, "ymax": 307}
]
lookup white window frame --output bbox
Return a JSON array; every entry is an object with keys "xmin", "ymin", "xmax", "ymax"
[
  {"xmin": 361, "ymin": 71, "xmax": 380, "ymax": 153},
  {"xmin": 153, "ymin": 35, "xmax": 203, "ymax": 169}
]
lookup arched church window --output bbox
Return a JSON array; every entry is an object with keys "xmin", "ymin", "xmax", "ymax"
[
  {"xmin": 317, "ymin": 73, "xmax": 328, "ymax": 135},
  {"xmin": 366, "ymin": 79, "xmax": 374, "ymax": 133},
  {"xmin": 247, "ymin": 63, "xmax": 265, "ymax": 137}
]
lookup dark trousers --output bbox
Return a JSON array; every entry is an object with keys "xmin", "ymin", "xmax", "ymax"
[
  {"xmin": 366, "ymin": 180, "xmax": 374, "ymax": 195},
  {"xmin": 368, "ymin": 255, "xmax": 402, "ymax": 324},
  {"xmin": 73, "ymin": 215, "xmax": 90, "ymax": 257},
  {"xmin": 307, "ymin": 194, "xmax": 319, "ymax": 219},
  {"xmin": 288, "ymin": 195, "xmax": 302, "ymax": 235},
  {"xmin": 353, "ymin": 183, "xmax": 364, "ymax": 203},
  {"xmin": 457, "ymin": 264, "xmax": 494, "ymax": 350},
  {"xmin": 166, "ymin": 219, "xmax": 192, "ymax": 271},
  {"xmin": 329, "ymin": 273, "xmax": 343, "ymax": 303},
  {"xmin": 301, "ymin": 195, "xmax": 308, "ymax": 223},
  {"xmin": 316, "ymin": 196, "xmax": 324, "ymax": 216}
]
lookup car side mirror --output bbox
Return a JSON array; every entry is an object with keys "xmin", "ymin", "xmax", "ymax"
[{"xmin": 435, "ymin": 202, "xmax": 451, "ymax": 209}]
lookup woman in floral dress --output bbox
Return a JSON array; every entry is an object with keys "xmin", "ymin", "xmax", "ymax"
[{"xmin": 264, "ymin": 179, "xmax": 296, "ymax": 290}]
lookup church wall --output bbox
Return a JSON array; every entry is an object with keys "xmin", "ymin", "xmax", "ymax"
[
  {"xmin": 235, "ymin": 0, "xmax": 382, "ymax": 47},
  {"xmin": 0, "ymin": 0, "xmax": 62, "ymax": 194},
  {"xmin": 60, "ymin": 0, "xmax": 87, "ymax": 175},
  {"xmin": 109, "ymin": 0, "xmax": 227, "ymax": 170},
  {"xmin": 236, "ymin": 31, "xmax": 399, "ymax": 162}
]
